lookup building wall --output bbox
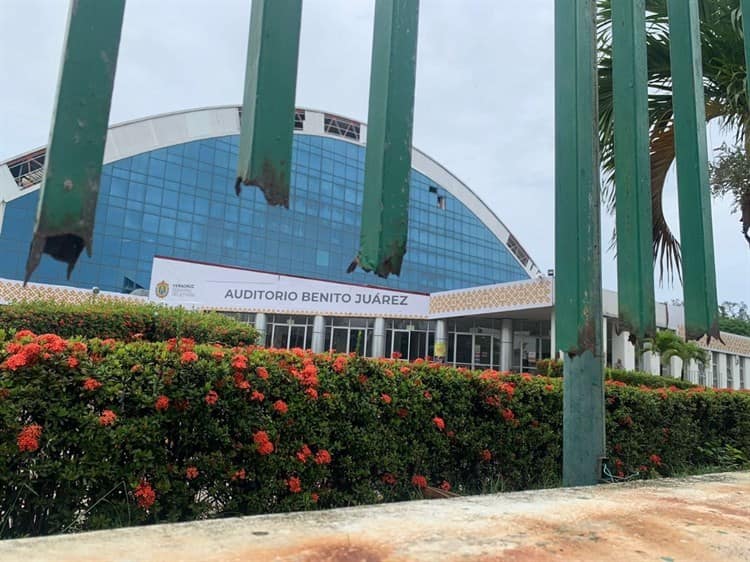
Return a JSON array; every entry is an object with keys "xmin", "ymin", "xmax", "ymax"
[{"xmin": 0, "ymin": 134, "xmax": 529, "ymax": 294}]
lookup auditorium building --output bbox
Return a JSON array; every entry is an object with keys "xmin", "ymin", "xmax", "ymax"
[{"xmin": 1, "ymin": 106, "xmax": 748, "ymax": 387}]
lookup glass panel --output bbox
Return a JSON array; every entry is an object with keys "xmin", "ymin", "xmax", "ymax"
[
  {"xmin": 409, "ymin": 331, "xmax": 428, "ymax": 361},
  {"xmin": 454, "ymin": 334, "xmax": 472, "ymax": 366},
  {"xmin": 350, "ymin": 329, "xmax": 366, "ymax": 355},
  {"xmin": 289, "ymin": 326, "xmax": 307, "ymax": 349},
  {"xmin": 331, "ymin": 328, "xmax": 348, "ymax": 353},
  {"xmin": 474, "ymin": 335, "xmax": 492, "ymax": 368},
  {"xmin": 272, "ymin": 325, "xmax": 288, "ymax": 349},
  {"xmin": 392, "ymin": 330, "xmax": 410, "ymax": 359}
]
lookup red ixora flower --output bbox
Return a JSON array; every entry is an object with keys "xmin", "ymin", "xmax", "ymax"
[
  {"xmin": 99, "ymin": 409, "xmax": 117, "ymax": 426},
  {"xmin": 205, "ymin": 390, "xmax": 219, "ymax": 406},
  {"xmin": 17, "ymin": 424, "xmax": 42, "ymax": 452},
  {"xmin": 439, "ymin": 480, "xmax": 451, "ymax": 492},
  {"xmin": 381, "ymin": 393, "xmax": 392, "ymax": 404},
  {"xmin": 185, "ymin": 466, "xmax": 199, "ymax": 480},
  {"xmin": 231, "ymin": 468, "xmax": 246, "ymax": 481},
  {"xmin": 155, "ymin": 395, "xmax": 170, "ymax": 412},
  {"xmin": 381, "ymin": 473, "xmax": 397, "ymax": 485},
  {"xmin": 273, "ymin": 400, "xmax": 288, "ymax": 414},
  {"xmin": 332, "ymin": 355, "xmax": 347, "ymax": 373},
  {"xmin": 250, "ymin": 390, "xmax": 265, "ymax": 402},
  {"xmin": 181, "ymin": 351, "xmax": 198, "ymax": 364},
  {"xmin": 66, "ymin": 356, "xmax": 79, "ymax": 369},
  {"xmin": 311, "ymin": 492, "xmax": 319, "ymax": 503},
  {"xmin": 314, "ymin": 449, "xmax": 332, "ymax": 465},
  {"xmin": 502, "ymin": 408, "xmax": 515, "ymax": 422},
  {"xmin": 134, "ymin": 480, "xmax": 156, "ymax": 510},
  {"xmin": 305, "ymin": 388, "xmax": 318, "ymax": 400},
  {"xmin": 231, "ymin": 354, "xmax": 247, "ymax": 370},
  {"xmin": 287, "ymin": 476, "xmax": 302, "ymax": 493},
  {"xmin": 4, "ymin": 353, "xmax": 28, "ymax": 371},
  {"xmin": 253, "ymin": 430, "xmax": 274, "ymax": 455},
  {"xmin": 480, "ymin": 449, "xmax": 492, "ymax": 462},
  {"xmin": 82, "ymin": 377, "xmax": 102, "ymax": 391},
  {"xmin": 649, "ymin": 454, "xmax": 662, "ymax": 466},
  {"xmin": 411, "ymin": 474, "xmax": 428, "ymax": 489},
  {"xmin": 296, "ymin": 444, "xmax": 312, "ymax": 463},
  {"xmin": 256, "ymin": 366, "xmax": 269, "ymax": 380},
  {"xmin": 432, "ymin": 417, "xmax": 446, "ymax": 431}
]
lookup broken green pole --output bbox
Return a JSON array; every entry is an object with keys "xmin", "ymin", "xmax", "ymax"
[
  {"xmin": 555, "ymin": 0, "xmax": 606, "ymax": 487},
  {"xmin": 611, "ymin": 0, "xmax": 655, "ymax": 342},
  {"xmin": 25, "ymin": 0, "xmax": 126, "ymax": 282},
  {"xmin": 354, "ymin": 0, "xmax": 419, "ymax": 277},
  {"xmin": 236, "ymin": 0, "xmax": 303, "ymax": 207},
  {"xmin": 666, "ymin": 0, "xmax": 720, "ymax": 340}
]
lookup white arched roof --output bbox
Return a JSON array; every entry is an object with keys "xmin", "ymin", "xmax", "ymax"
[{"xmin": 0, "ymin": 106, "xmax": 541, "ymax": 277}]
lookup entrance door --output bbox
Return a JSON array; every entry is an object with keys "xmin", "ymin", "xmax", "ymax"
[
  {"xmin": 391, "ymin": 330, "xmax": 410, "ymax": 359},
  {"xmin": 474, "ymin": 335, "xmax": 493, "ymax": 369},
  {"xmin": 454, "ymin": 333, "xmax": 473, "ymax": 367}
]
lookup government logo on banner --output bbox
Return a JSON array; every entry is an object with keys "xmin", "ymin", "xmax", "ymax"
[{"xmin": 155, "ymin": 281, "xmax": 170, "ymax": 299}]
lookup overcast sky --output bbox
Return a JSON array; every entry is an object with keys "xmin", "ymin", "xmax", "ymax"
[{"xmin": 1, "ymin": 0, "xmax": 748, "ymax": 304}]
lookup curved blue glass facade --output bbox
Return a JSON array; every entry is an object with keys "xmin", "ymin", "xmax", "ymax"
[{"xmin": 0, "ymin": 134, "xmax": 529, "ymax": 293}]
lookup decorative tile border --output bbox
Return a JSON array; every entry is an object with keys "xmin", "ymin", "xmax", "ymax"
[
  {"xmin": 678, "ymin": 327, "xmax": 750, "ymax": 358},
  {"xmin": 0, "ymin": 278, "xmax": 145, "ymax": 306},
  {"xmin": 429, "ymin": 278, "xmax": 553, "ymax": 316}
]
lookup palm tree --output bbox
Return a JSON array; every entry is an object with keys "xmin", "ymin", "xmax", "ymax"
[
  {"xmin": 598, "ymin": 0, "xmax": 750, "ymax": 281},
  {"xmin": 645, "ymin": 329, "xmax": 709, "ymax": 380}
]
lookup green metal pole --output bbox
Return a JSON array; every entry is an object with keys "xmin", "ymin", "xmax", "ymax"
[
  {"xmin": 236, "ymin": 0, "xmax": 303, "ymax": 207},
  {"xmin": 555, "ymin": 0, "xmax": 606, "ymax": 487},
  {"xmin": 354, "ymin": 0, "xmax": 419, "ymax": 278},
  {"xmin": 25, "ymin": 0, "xmax": 126, "ymax": 282},
  {"xmin": 611, "ymin": 0, "xmax": 655, "ymax": 343},
  {"xmin": 666, "ymin": 0, "xmax": 720, "ymax": 340}
]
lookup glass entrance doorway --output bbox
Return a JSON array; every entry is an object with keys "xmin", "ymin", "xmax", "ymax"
[{"xmin": 451, "ymin": 331, "xmax": 498, "ymax": 370}]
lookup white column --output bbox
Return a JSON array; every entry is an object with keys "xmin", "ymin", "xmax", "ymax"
[
  {"xmin": 434, "ymin": 319, "xmax": 447, "ymax": 361},
  {"xmin": 705, "ymin": 353, "xmax": 715, "ymax": 387},
  {"xmin": 687, "ymin": 359, "xmax": 699, "ymax": 384},
  {"xmin": 602, "ymin": 317, "xmax": 608, "ymax": 365},
  {"xmin": 743, "ymin": 357, "xmax": 750, "ymax": 390},
  {"xmin": 729, "ymin": 355, "xmax": 741, "ymax": 390},
  {"xmin": 717, "ymin": 353, "xmax": 728, "ymax": 389},
  {"xmin": 550, "ymin": 311, "xmax": 556, "ymax": 359},
  {"xmin": 669, "ymin": 356, "xmax": 683, "ymax": 380},
  {"xmin": 611, "ymin": 330, "xmax": 635, "ymax": 370},
  {"xmin": 641, "ymin": 349, "xmax": 660, "ymax": 376},
  {"xmin": 372, "ymin": 317, "xmax": 386, "ymax": 358},
  {"xmin": 311, "ymin": 315, "xmax": 325, "ymax": 353},
  {"xmin": 500, "ymin": 319, "xmax": 513, "ymax": 372},
  {"xmin": 254, "ymin": 313, "xmax": 267, "ymax": 346}
]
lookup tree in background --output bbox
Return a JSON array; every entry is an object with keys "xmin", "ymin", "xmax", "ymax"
[
  {"xmin": 719, "ymin": 300, "xmax": 750, "ymax": 336},
  {"xmin": 646, "ymin": 330, "xmax": 709, "ymax": 381},
  {"xmin": 598, "ymin": 0, "xmax": 750, "ymax": 282},
  {"xmin": 709, "ymin": 144, "xmax": 750, "ymax": 247}
]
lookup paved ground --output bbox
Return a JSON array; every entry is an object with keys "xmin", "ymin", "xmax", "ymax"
[{"xmin": 1, "ymin": 472, "xmax": 749, "ymax": 562}]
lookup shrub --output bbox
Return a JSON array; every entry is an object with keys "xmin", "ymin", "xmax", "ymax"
[
  {"xmin": 535, "ymin": 359, "xmax": 694, "ymax": 389},
  {"xmin": 1, "ymin": 333, "xmax": 748, "ymax": 538},
  {"xmin": 606, "ymin": 368, "xmax": 693, "ymax": 390},
  {"xmin": 535, "ymin": 358, "xmax": 563, "ymax": 377},
  {"xmin": 0, "ymin": 301, "xmax": 258, "ymax": 346}
]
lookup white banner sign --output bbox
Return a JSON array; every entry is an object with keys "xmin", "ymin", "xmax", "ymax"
[{"xmin": 149, "ymin": 257, "xmax": 429, "ymax": 317}]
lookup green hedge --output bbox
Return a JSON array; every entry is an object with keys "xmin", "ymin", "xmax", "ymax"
[
  {"xmin": 1, "ymin": 332, "xmax": 748, "ymax": 538},
  {"xmin": 0, "ymin": 301, "xmax": 258, "ymax": 346},
  {"xmin": 535, "ymin": 359, "xmax": 694, "ymax": 389}
]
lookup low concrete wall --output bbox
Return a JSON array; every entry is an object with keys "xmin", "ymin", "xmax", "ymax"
[{"xmin": 2, "ymin": 472, "xmax": 749, "ymax": 561}]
